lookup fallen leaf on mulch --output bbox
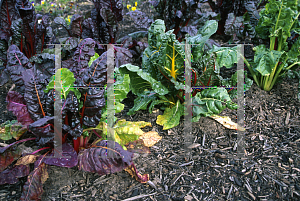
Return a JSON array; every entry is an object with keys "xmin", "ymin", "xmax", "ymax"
[{"xmin": 209, "ymin": 114, "xmax": 245, "ymax": 131}]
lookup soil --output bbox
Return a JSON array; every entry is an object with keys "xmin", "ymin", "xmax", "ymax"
[{"xmin": 1, "ymin": 1, "xmax": 300, "ymax": 201}]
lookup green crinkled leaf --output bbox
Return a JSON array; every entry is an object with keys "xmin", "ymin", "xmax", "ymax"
[
  {"xmin": 253, "ymin": 45, "xmax": 284, "ymax": 76},
  {"xmin": 256, "ymin": 0, "xmax": 299, "ymax": 41},
  {"xmin": 156, "ymin": 100, "xmax": 184, "ymax": 130},
  {"xmin": 287, "ymin": 38, "xmax": 300, "ymax": 64},
  {"xmin": 100, "ymin": 71, "xmax": 130, "ymax": 122},
  {"xmin": 157, "ymin": 33, "xmax": 185, "ymax": 82},
  {"xmin": 192, "ymin": 88, "xmax": 238, "ymax": 122},
  {"xmin": 186, "ymin": 20, "xmax": 218, "ymax": 62},
  {"xmin": 118, "ymin": 64, "xmax": 169, "ymax": 96},
  {"xmin": 198, "ymin": 20, "xmax": 218, "ymax": 37},
  {"xmin": 88, "ymin": 53, "xmax": 100, "ymax": 67},
  {"xmin": 114, "ymin": 70, "xmax": 130, "ymax": 103},
  {"xmin": 44, "ymin": 68, "xmax": 81, "ymax": 100},
  {"xmin": 0, "ymin": 120, "xmax": 27, "ymax": 141},
  {"xmin": 127, "ymin": 90, "xmax": 158, "ymax": 115},
  {"xmin": 212, "ymin": 45, "xmax": 240, "ymax": 69}
]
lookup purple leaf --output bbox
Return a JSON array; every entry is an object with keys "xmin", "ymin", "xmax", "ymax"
[
  {"xmin": 22, "ymin": 68, "xmax": 46, "ymax": 121},
  {"xmin": 0, "ymin": 164, "xmax": 30, "ymax": 185},
  {"xmin": 0, "ymin": 0, "xmax": 20, "ymax": 41},
  {"xmin": 6, "ymin": 45, "xmax": 33, "ymax": 94},
  {"xmin": 70, "ymin": 14, "xmax": 84, "ymax": 38},
  {"xmin": 78, "ymin": 140, "xmax": 133, "ymax": 175},
  {"xmin": 20, "ymin": 162, "xmax": 48, "ymax": 201},
  {"xmin": 39, "ymin": 143, "xmax": 78, "ymax": 168},
  {"xmin": 6, "ymin": 91, "xmax": 34, "ymax": 126},
  {"xmin": 127, "ymin": 10, "xmax": 154, "ymax": 29},
  {"xmin": 28, "ymin": 116, "xmax": 54, "ymax": 145},
  {"xmin": 0, "ymin": 147, "xmax": 22, "ymax": 172}
]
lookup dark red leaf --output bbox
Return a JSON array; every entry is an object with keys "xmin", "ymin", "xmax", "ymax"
[
  {"xmin": 78, "ymin": 140, "xmax": 133, "ymax": 175},
  {"xmin": 20, "ymin": 162, "xmax": 48, "ymax": 201},
  {"xmin": 6, "ymin": 91, "xmax": 34, "ymax": 126},
  {"xmin": 0, "ymin": 147, "xmax": 22, "ymax": 172},
  {"xmin": 70, "ymin": 14, "xmax": 83, "ymax": 38},
  {"xmin": 39, "ymin": 143, "xmax": 78, "ymax": 168},
  {"xmin": 0, "ymin": 0, "xmax": 20, "ymax": 41},
  {"xmin": 22, "ymin": 68, "xmax": 47, "ymax": 121},
  {"xmin": 6, "ymin": 45, "xmax": 33, "ymax": 94},
  {"xmin": 0, "ymin": 164, "xmax": 30, "ymax": 185}
]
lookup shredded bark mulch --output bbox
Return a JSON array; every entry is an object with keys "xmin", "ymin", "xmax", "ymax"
[{"xmin": 0, "ymin": 1, "xmax": 299, "ymax": 201}]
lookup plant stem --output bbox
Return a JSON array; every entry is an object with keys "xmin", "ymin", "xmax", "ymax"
[
  {"xmin": 0, "ymin": 137, "xmax": 36, "ymax": 152},
  {"xmin": 241, "ymin": 55, "xmax": 259, "ymax": 86},
  {"xmin": 30, "ymin": 147, "xmax": 51, "ymax": 155}
]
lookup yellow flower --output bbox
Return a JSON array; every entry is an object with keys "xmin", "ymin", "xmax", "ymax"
[
  {"xmin": 127, "ymin": 4, "xmax": 131, "ymax": 9},
  {"xmin": 51, "ymin": 3, "xmax": 54, "ymax": 7},
  {"xmin": 132, "ymin": 6, "xmax": 136, "ymax": 11},
  {"xmin": 32, "ymin": 3, "xmax": 34, "ymax": 6},
  {"xmin": 135, "ymin": 2, "xmax": 137, "ymax": 7},
  {"xmin": 68, "ymin": 18, "xmax": 70, "ymax": 23},
  {"xmin": 41, "ymin": 1, "xmax": 44, "ymax": 5}
]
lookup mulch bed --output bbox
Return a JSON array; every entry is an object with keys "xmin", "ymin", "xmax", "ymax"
[{"xmin": 0, "ymin": 1, "xmax": 300, "ymax": 201}]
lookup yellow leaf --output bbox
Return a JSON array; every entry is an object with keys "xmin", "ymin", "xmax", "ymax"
[
  {"xmin": 139, "ymin": 131, "xmax": 162, "ymax": 147},
  {"xmin": 209, "ymin": 115, "xmax": 245, "ymax": 131},
  {"xmin": 15, "ymin": 155, "xmax": 37, "ymax": 166}
]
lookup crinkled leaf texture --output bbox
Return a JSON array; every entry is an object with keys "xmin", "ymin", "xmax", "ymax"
[
  {"xmin": 192, "ymin": 88, "xmax": 238, "ymax": 122},
  {"xmin": 20, "ymin": 161, "xmax": 48, "ymax": 201},
  {"xmin": 78, "ymin": 140, "xmax": 133, "ymax": 175},
  {"xmin": 92, "ymin": 0, "xmax": 123, "ymax": 43},
  {"xmin": 6, "ymin": 91, "xmax": 34, "ymax": 127},
  {"xmin": 253, "ymin": 45, "xmax": 284, "ymax": 76},
  {"xmin": 127, "ymin": 10, "xmax": 154, "ymax": 29},
  {"xmin": 152, "ymin": 0, "xmax": 201, "ymax": 39},
  {"xmin": 62, "ymin": 38, "xmax": 97, "ymax": 78},
  {"xmin": 22, "ymin": 68, "xmax": 47, "ymax": 121},
  {"xmin": 5, "ymin": 45, "xmax": 33, "ymax": 94},
  {"xmin": 39, "ymin": 143, "xmax": 78, "ymax": 168},
  {"xmin": 0, "ymin": 0, "xmax": 20, "ymax": 41},
  {"xmin": 44, "ymin": 68, "xmax": 82, "ymax": 139},
  {"xmin": 224, "ymin": 13, "xmax": 244, "ymax": 37},
  {"xmin": 118, "ymin": 64, "xmax": 169, "ymax": 96},
  {"xmin": 0, "ymin": 164, "xmax": 30, "ymax": 185},
  {"xmin": 255, "ymin": 0, "xmax": 299, "ymax": 41}
]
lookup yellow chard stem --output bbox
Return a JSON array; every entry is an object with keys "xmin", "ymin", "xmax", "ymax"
[{"xmin": 171, "ymin": 42, "xmax": 176, "ymax": 80}]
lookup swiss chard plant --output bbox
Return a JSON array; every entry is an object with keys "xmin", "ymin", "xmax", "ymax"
[
  {"xmin": 117, "ymin": 19, "xmax": 249, "ymax": 130},
  {"xmin": 127, "ymin": 0, "xmax": 222, "ymax": 41},
  {"xmin": 0, "ymin": 38, "xmax": 160, "ymax": 199},
  {"xmin": 243, "ymin": 0, "xmax": 300, "ymax": 91},
  {"xmin": 207, "ymin": 0, "xmax": 267, "ymax": 36},
  {"xmin": 0, "ymin": 0, "xmax": 56, "ymax": 88}
]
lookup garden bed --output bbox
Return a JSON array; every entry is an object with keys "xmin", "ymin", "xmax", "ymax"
[{"xmin": 0, "ymin": 1, "xmax": 300, "ymax": 200}]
